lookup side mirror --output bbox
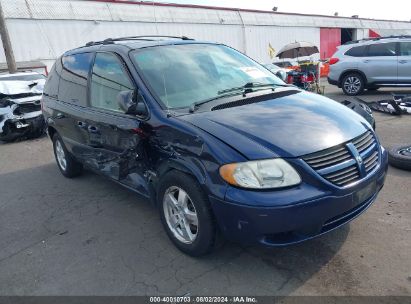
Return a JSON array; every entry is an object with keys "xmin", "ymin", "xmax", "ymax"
[{"xmin": 117, "ymin": 90, "xmax": 148, "ymax": 117}]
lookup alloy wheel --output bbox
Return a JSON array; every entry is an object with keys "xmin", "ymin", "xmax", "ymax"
[
  {"xmin": 398, "ymin": 146, "xmax": 411, "ymax": 157},
  {"xmin": 163, "ymin": 186, "xmax": 199, "ymax": 244},
  {"xmin": 344, "ymin": 76, "xmax": 362, "ymax": 94}
]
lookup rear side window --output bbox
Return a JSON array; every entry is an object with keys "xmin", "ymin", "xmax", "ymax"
[
  {"xmin": 345, "ymin": 45, "xmax": 367, "ymax": 57},
  {"xmin": 367, "ymin": 43, "xmax": 397, "ymax": 57},
  {"xmin": 62, "ymin": 54, "xmax": 93, "ymax": 78},
  {"xmin": 399, "ymin": 42, "xmax": 411, "ymax": 56},
  {"xmin": 90, "ymin": 52, "xmax": 134, "ymax": 112},
  {"xmin": 43, "ymin": 59, "xmax": 62, "ymax": 98},
  {"xmin": 58, "ymin": 53, "xmax": 93, "ymax": 106}
]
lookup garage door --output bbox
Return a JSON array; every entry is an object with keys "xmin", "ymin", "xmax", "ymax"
[{"xmin": 320, "ymin": 28, "xmax": 341, "ymax": 60}]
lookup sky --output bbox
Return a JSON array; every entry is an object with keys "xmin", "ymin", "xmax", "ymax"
[{"xmin": 152, "ymin": 0, "xmax": 411, "ymax": 21}]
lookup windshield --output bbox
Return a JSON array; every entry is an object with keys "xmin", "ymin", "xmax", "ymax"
[
  {"xmin": 131, "ymin": 44, "xmax": 285, "ymax": 109},
  {"xmin": 0, "ymin": 73, "xmax": 46, "ymax": 81}
]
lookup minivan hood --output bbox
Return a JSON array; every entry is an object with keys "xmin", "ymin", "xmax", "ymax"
[{"xmin": 180, "ymin": 89, "xmax": 370, "ymax": 159}]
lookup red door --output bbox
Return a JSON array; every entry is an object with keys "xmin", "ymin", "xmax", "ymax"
[
  {"xmin": 369, "ymin": 29, "xmax": 381, "ymax": 38},
  {"xmin": 320, "ymin": 28, "xmax": 341, "ymax": 60}
]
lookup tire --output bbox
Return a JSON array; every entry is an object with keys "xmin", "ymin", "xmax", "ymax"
[
  {"xmin": 388, "ymin": 144, "xmax": 411, "ymax": 171},
  {"xmin": 341, "ymin": 73, "xmax": 365, "ymax": 96},
  {"xmin": 158, "ymin": 171, "xmax": 217, "ymax": 256},
  {"xmin": 52, "ymin": 133, "xmax": 83, "ymax": 178}
]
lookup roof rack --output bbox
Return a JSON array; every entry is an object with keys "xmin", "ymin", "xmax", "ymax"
[
  {"xmin": 85, "ymin": 35, "xmax": 193, "ymax": 47},
  {"xmin": 345, "ymin": 35, "xmax": 411, "ymax": 45}
]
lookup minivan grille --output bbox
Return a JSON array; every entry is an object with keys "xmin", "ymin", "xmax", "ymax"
[
  {"xmin": 302, "ymin": 131, "xmax": 379, "ymax": 187},
  {"xmin": 303, "ymin": 145, "xmax": 351, "ymax": 170},
  {"xmin": 353, "ymin": 131, "xmax": 379, "ymax": 174}
]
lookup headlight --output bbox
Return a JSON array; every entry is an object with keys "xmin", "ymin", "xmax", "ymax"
[{"xmin": 219, "ymin": 159, "xmax": 301, "ymax": 189}]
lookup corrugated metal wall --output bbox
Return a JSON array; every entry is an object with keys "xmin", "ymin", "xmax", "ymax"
[
  {"xmin": 1, "ymin": 0, "xmax": 411, "ymax": 70},
  {"xmin": 2, "ymin": 19, "xmax": 247, "ymax": 69},
  {"xmin": 245, "ymin": 26, "xmax": 321, "ymax": 63}
]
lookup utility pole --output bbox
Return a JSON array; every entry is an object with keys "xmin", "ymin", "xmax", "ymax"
[{"xmin": 0, "ymin": 0, "xmax": 17, "ymax": 73}]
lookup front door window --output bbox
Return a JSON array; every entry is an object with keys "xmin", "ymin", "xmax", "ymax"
[{"xmin": 90, "ymin": 52, "xmax": 134, "ymax": 112}]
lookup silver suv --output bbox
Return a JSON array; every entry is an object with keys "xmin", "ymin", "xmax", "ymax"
[{"xmin": 328, "ymin": 36, "xmax": 411, "ymax": 95}]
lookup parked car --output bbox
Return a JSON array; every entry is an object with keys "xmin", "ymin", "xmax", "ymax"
[
  {"xmin": 263, "ymin": 63, "xmax": 287, "ymax": 81},
  {"xmin": 42, "ymin": 36, "xmax": 388, "ymax": 256},
  {"xmin": 0, "ymin": 71, "xmax": 46, "ymax": 142},
  {"xmin": 328, "ymin": 36, "xmax": 411, "ymax": 95}
]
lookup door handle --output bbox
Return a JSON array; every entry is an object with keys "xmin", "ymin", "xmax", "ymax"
[
  {"xmin": 77, "ymin": 121, "xmax": 87, "ymax": 129},
  {"xmin": 88, "ymin": 125, "xmax": 100, "ymax": 133},
  {"xmin": 399, "ymin": 60, "xmax": 407, "ymax": 64},
  {"xmin": 56, "ymin": 113, "xmax": 65, "ymax": 119},
  {"xmin": 363, "ymin": 60, "xmax": 370, "ymax": 63}
]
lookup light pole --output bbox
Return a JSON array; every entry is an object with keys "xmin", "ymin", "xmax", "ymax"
[{"xmin": 0, "ymin": 0, "xmax": 17, "ymax": 73}]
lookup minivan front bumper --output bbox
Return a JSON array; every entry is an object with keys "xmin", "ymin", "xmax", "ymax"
[{"xmin": 209, "ymin": 149, "xmax": 388, "ymax": 246}]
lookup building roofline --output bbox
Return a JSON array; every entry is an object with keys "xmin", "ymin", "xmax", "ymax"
[{"xmin": 89, "ymin": 0, "xmax": 411, "ymax": 24}]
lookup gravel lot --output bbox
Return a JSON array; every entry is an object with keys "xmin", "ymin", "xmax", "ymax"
[{"xmin": 0, "ymin": 84, "xmax": 410, "ymax": 296}]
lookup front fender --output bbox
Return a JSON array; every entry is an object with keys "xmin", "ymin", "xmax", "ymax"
[
  {"xmin": 156, "ymin": 157, "xmax": 207, "ymax": 185},
  {"xmin": 153, "ymin": 155, "xmax": 227, "ymax": 204}
]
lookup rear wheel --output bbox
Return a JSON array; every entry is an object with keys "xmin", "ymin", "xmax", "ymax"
[
  {"xmin": 52, "ymin": 134, "xmax": 83, "ymax": 178},
  {"xmin": 158, "ymin": 171, "xmax": 217, "ymax": 256},
  {"xmin": 342, "ymin": 73, "xmax": 365, "ymax": 96}
]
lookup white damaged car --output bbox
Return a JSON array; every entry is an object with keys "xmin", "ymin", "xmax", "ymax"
[{"xmin": 0, "ymin": 72, "xmax": 46, "ymax": 142}]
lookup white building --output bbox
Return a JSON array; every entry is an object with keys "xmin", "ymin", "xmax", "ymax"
[{"xmin": 1, "ymin": 0, "xmax": 411, "ymax": 73}]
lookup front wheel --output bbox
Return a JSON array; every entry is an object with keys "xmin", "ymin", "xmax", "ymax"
[
  {"xmin": 342, "ymin": 73, "xmax": 365, "ymax": 96},
  {"xmin": 158, "ymin": 171, "xmax": 217, "ymax": 256}
]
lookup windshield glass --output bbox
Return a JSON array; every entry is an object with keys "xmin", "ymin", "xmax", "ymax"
[{"xmin": 131, "ymin": 44, "xmax": 285, "ymax": 109}]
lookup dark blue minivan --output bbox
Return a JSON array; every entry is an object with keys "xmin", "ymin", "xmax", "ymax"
[{"xmin": 42, "ymin": 37, "xmax": 388, "ymax": 256}]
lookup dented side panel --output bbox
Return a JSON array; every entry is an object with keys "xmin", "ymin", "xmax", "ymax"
[
  {"xmin": 41, "ymin": 46, "xmax": 245, "ymax": 204},
  {"xmin": 140, "ymin": 113, "xmax": 247, "ymax": 201}
]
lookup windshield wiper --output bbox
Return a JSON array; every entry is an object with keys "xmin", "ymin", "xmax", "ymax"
[
  {"xmin": 189, "ymin": 91, "xmax": 244, "ymax": 113},
  {"xmin": 189, "ymin": 82, "xmax": 281, "ymax": 113},
  {"xmin": 217, "ymin": 82, "xmax": 280, "ymax": 95}
]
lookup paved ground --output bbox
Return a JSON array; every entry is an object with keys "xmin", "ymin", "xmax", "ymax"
[{"xmin": 0, "ymin": 84, "xmax": 410, "ymax": 296}]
